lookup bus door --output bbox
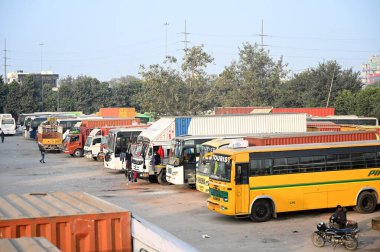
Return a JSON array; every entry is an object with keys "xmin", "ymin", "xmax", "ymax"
[
  {"xmin": 183, "ymin": 147, "xmax": 196, "ymax": 184},
  {"xmin": 235, "ymin": 163, "xmax": 249, "ymax": 214}
]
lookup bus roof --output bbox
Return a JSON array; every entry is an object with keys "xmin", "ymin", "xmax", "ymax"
[
  {"xmin": 201, "ymin": 138, "xmax": 244, "ymax": 148},
  {"xmin": 108, "ymin": 126, "xmax": 148, "ymax": 133},
  {"xmin": 212, "ymin": 140, "xmax": 380, "ymax": 156}
]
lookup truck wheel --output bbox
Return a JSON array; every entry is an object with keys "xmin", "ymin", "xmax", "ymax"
[
  {"xmin": 250, "ymin": 199, "xmax": 272, "ymax": 222},
  {"xmin": 353, "ymin": 191, "xmax": 377, "ymax": 214},
  {"xmin": 92, "ymin": 157, "xmax": 98, "ymax": 161},
  {"xmin": 74, "ymin": 149, "xmax": 83, "ymax": 157},
  {"xmin": 157, "ymin": 169, "xmax": 168, "ymax": 185}
]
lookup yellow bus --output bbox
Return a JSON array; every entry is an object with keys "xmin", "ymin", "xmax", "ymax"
[
  {"xmin": 207, "ymin": 140, "xmax": 380, "ymax": 222},
  {"xmin": 196, "ymin": 138, "xmax": 246, "ymax": 194}
]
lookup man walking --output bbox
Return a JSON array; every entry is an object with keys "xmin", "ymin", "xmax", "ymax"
[
  {"xmin": 39, "ymin": 146, "xmax": 46, "ymax": 163},
  {"xmin": 0, "ymin": 128, "xmax": 4, "ymax": 143}
]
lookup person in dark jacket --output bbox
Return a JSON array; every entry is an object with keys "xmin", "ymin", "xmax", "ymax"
[
  {"xmin": 330, "ymin": 205, "xmax": 347, "ymax": 228},
  {"xmin": 0, "ymin": 128, "xmax": 4, "ymax": 143}
]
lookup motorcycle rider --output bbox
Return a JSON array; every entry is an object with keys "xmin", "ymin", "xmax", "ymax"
[{"xmin": 330, "ymin": 205, "xmax": 347, "ymax": 229}]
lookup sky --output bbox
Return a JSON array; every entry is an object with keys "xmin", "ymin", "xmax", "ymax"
[{"xmin": 1, "ymin": 0, "xmax": 379, "ymax": 81}]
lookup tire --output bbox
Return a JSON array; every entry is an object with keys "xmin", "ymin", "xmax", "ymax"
[
  {"xmin": 311, "ymin": 232, "xmax": 325, "ymax": 248},
  {"xmin": 343, "ymin": 236, "xmax": 358, "ymax": 251},
  {"xmin": 92, "ymin": 157, "xmax": 98, "ymax": 161},
  {"xmin": 250, "ymin": 200, "xmax": 272, "ymax": 222},
  {"xmin": 74, "ymin": 149, "xmax": 83, "ymax": 157},
  {"xmin": 157, "ymin": 169, "xmax": 168, "ymax": 185},
  {"xmin": 353, "ymin": 191, "xmax": 377, "ymax": 214},
  {"xmin": 148, "ymin": 175, "xmax": 158, "ymax": 183}
]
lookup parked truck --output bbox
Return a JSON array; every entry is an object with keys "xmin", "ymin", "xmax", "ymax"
[
  {"xmin": 84, "ymin": 127, "xmax": 117, "ymax": 161},
  {"xmin": 64, "ymin": 118, "xmax": 140, "ymax": 157},
  {"xmin": 133, "ymin": 113, "xmax": 307, "ymax": 184},
  {"xmin": 37, "ymin": 118, "xmax": 63, "ymax": 151}
]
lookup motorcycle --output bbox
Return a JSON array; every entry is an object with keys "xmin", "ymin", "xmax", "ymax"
[{"xmin": 311, "ymin": 221, "xmax": 359, "ymax": 250}]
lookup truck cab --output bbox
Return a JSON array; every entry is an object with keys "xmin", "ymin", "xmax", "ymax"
[
  {"xmin": 84, "ymin": 129, "xmax": 103, "ymax": 160},
  {"xmin": 64, "ymin": 131, "xmax": 84, "ymax": 157}
]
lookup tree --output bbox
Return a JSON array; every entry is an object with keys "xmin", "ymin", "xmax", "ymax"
[
  {"xmin": 42, "ymin": 84, "xmax": 58, "ymax": 111},
  {"xmin": 279, "ymin": 61, "xmax": 362, "ymax": 108},
  {"xmin": 354, "ymin": 86, "xmax": 380, "ymax": 118},
  {"xmin": 334, "ymin": 90, "xmax": 356, "ymax": 115},
  {"xmin": 109, "ymin": 76, "xmax": 143, "ymax": 111},
  {"xmin": 19, "ymin": 75, "xmax": 41, "ymax": 112},
  {"xmin": 182, "ymin": 45, "xmax": 214, "ymax": 114},
  {"xmin": 4, "ymin": 81, "xmax": 22, "ymax": 117},
  {"xmin": 214, "ymin": 43, "xmax": 287, "ymax": 107},
  {"xmin": 0, "ymin": 76, "xmax": 8, "ymax": 113},
  {"xmin": 139, "ymin": 56, "xmax": 186, "ymax": 115}
]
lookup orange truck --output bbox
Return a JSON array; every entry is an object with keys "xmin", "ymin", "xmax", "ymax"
[
  {"xmin": 64, "ymin": 118, "xmax": 140, "ymax": 157},
  {"xmin": 37, "ymin": 118, "xmax": 63, "ymax": 151}
]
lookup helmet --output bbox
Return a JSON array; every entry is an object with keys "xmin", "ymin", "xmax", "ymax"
[{"xmin": 317, "ymin": 222, "xmax": 327, "ymax": 231}]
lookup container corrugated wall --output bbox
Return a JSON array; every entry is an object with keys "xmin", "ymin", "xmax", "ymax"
[
  {"xmin": 175, "ymin": 118, "xmax": 192, "ymax": 136},
  {"xmin": 186, "ymin": 114, "xmax": 307, "ymax": 135},
  {"xmin": 0, "ymin": 237, "xmax": 61, "ymax": 252},
  {"xmin": 0, "ymin": 192, "xmax": 132, "ymax": 252},
  {"xmin": 272, "ymin": 107, "xmax": 335, "ymax": 116},
  {"xmin": 245, "ymin": 130, "xmax": 378, "ymax": 146},
  {"xmin": 81, "ymin": 118, "xmax": 140, "ymax": 128},
  {"xmin": 214, "ymin": 107, "xmax": 272, "ymax": 115}
]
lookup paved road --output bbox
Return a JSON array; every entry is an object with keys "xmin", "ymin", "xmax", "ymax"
[{"xmin": 0, "ymin": 135, "xmax": 379, "ymax": 251}]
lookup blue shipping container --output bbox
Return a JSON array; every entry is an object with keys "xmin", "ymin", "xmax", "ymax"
[{"xmin": 175, "ymin": 117, "xmax": 192, "ymax": 136}]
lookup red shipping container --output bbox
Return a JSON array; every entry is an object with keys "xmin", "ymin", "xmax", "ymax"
[
  {"xmin": 272, "ymin": 107, "xmax": 335, "ymax": 117},
  {"xmin": 307, "ymin": 121, "xmax": 341, "ymax": 132},
  {"xmin": 81, "ymin": 118, "xmax": 140, "ymax": 128},
  {"xmin": 0, "ymin": 192, "xmax": 132, "ymax": 252},
  {"xmin": 99, "ymin": 108, "xmax": 120, "ymax": 117},
  {"xmin": 244, "ymin": 130, "xmax": 378, "ymax": 146},
  {"xmin": 214, "ymin": 106, "xmax": 272, "ymax": 115}
]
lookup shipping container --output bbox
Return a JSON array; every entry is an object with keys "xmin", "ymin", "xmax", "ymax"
[
  {"xmin": 184, "ymin": 114, "xmax": 307, "ymax": 136},
  {"xmin": 244, "ymin": 130, "xmax": 378, "ymax": 146},
  {"xmin": 0, "ymin": 192, "xmax": 132, "ymax": 252},
  {"xmin": 98, "ymin": 107, "xmax": 136, "ymax": 118},
  {"xmin": 81, "ymin": 118, "xmax": 140, "ymax": 128},
  {"xmin": 214, "ymin": 106, "xmax": 272, "ymax": 115},
  {"xmin": 272, "ymin": 107, "xmax": 335, "ymax": 117},
  {"xmin": 307, "ymin": 121, "xmax": 341, "ymax": 132},
  {"xmin": 214, "ymin": 107, "xmax": 335, "ymax": 117},
  {"xmin": 118, "ymin": 108, "xmax": 136, "ymax": 118},
  {"xmin": 0, "ymin": 237, "xmax": 61, "ymax": 252},
  {"xmin": 98, "ymin": 107, "xmax": 119, "ymax": 117}
]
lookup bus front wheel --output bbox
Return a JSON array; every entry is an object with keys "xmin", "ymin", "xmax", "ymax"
[
  {"xmin": 354, "ymin": 191, "xmax": 377, "ymax": 214},
  {"xmin": 250, "ymin": 199, "xmax": 272, "ymax": 222}
]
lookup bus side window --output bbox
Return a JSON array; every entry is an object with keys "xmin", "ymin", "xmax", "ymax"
[{"xmin": 236, "ymin": 163, "xmax": 249, "ymax": 185}]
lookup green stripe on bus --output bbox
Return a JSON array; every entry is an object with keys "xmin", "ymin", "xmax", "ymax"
[{"xmin": 250, "ymin": 177, "xmax": 380, "ymax": 190}]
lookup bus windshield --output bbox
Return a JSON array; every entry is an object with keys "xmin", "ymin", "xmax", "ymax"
[
  {"xmin": 210, "ymin": 155, "xmax": 231, "ymax": 182},
  {"xmin": 2, "ymin": 118, "xmax": 15, "ymax": 124},
  {"xmin": 85, "ymin": 136, "xmax": 93, "ymax": 147},
  {"xmin": 168, "ymin": 139, "xmax": 182, "ymax": 165},
  {"xmin": 198, "ymin": 153, "xmax": 212, "ymax": 174}
]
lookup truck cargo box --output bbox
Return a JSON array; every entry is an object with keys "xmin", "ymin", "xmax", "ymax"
[
  {"xmin": 81, "ymin": 118, "xmax": 140, "ymax": 128},
  {"xmin": 0, "ymin": 192, "xmax": 132, "ymax": 252}
]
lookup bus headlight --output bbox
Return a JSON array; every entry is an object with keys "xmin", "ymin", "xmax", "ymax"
[
  {"xmin": 221, "ymin": 206, "xmax": 228, "ymax": 210},
  {"xmin": 223, "ymin": 198, "xmax": 228, "ymax": 202}
]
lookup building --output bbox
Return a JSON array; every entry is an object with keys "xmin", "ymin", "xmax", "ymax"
[
  {"xmin": 361, "ymin": 56, "xmax": 380, "ymax": 87},
  {"xmin": 6, "ymin": 70, "xmax": 59, "ymax": 87}
]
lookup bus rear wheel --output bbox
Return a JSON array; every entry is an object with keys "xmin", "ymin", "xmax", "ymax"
[
  {"xmin": 250, "ymin": 199, "xmax": 272, "ymax": 222},
  {"xmin": 157, "ymin": 170, "xmax": 168, "ymax": 185},
  {"xmin": 353, "ymin": 191, "xmax": 377, "ymax": 214}
]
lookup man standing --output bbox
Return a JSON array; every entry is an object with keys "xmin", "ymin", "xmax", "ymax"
[{"xmin": 0, "ymin": 128, "xmax": 4, "ymax": 143}]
